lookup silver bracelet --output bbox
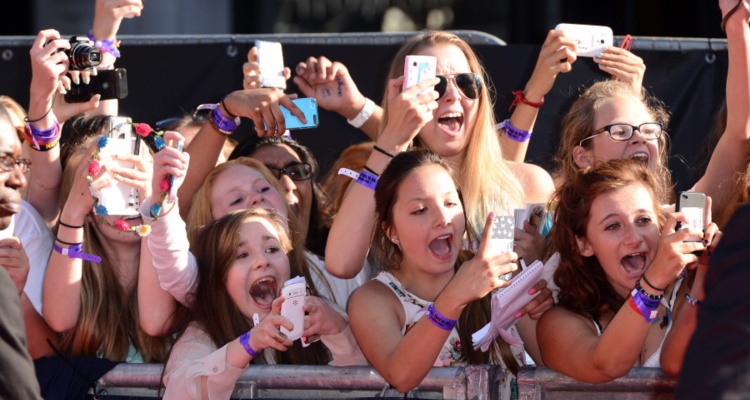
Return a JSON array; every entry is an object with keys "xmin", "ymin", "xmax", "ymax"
[{"xmin": 347, "ymin": 98, "xmax": 375, "ymax": 128}]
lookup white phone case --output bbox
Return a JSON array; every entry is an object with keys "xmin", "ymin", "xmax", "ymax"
[
  {"xmin": 403, "ymin": 55, "xmax": 437, "ymax": 91},
  {"xmin": 95, "ymin": 118, "xmax": 142, "ymax": 216},
  {"xmin": 256, "ymin": 40, "xmax": 287, "ymax": 89},
  {"xmin": 555, "ymin": 23, "xmax": 614, "ymax": 57},
  {"xmin": 280, "ymin": 276, "xmax": 306, "ymax": 341}
]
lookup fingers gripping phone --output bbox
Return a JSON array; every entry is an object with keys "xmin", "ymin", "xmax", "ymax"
[
  {"xmin": 64, "ymin": 68, "xmax": 128, "ymax": 103},
  {"xmin": 676, "ymin": 191, "xmax": 706, "ymax": 243},
  {"xmin": 555, "ymin": 23, "xmax": 614, "ymax": 57},
  {"xmin": 264, "ymin": 98, "xmax": 319, "ymax": 130},
  {"xmin": 255, "ymin": 40, "xmax": 287, "ymax": 90},
  {"xmin": 403, "ymin": 55, "xmax": 437, "ymax": 92}
]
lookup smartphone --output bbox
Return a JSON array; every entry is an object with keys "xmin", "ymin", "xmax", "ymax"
[
  {"xmin": 255, "ymin": 40, "xmax": 286, "ymax": 90},
  {"xmin": 402, "ymin": 55, "xmax": 437, "ymax": 92},
  {"xmin": 675, "ymin": 191, "xmax": 706, "ymax": 242},
  {"xmin": 554, "ymin": 23, "xmax": 614, "ymax": 57},
  {"xmin": 168, "ymin": 141, "xmax": 184, "ymax": 200},
  {"xmin": 265, "ymin": 98, "xmax": 319, "ymax": 130},
  {"xmin": 94, "ymin": 117, "xmax": 144, "ymax": 217},
  {"xmin": 64, "ymin": 68, "xmax": 128, "ymax": 103}
]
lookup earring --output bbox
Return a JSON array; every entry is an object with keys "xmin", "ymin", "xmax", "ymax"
[{"xmin": 390, "ymin": 236, "xmax": 399, "ymax": 244}]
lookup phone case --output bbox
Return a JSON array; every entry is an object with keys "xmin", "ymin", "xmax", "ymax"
[
  {"xmin": 64, "ymin": 68, "xmax": 128, "ymax": 103},
  {"xmin": 403, "ymin": 55, "xmax": 437, "ymax": 91},
  {"xmin": 256, "ymin": 40, "xmax": 287, "ymax": 90},
  {"xmin": 555, "ymin": 23, "xmax": 614, "ymax": 57},
  {"xmin": 280, "ymin": 276, "xmax": 307, "ymax": 341},
  {"xmin": 676, "ymin": 191, "xmax": 706, "ymax": 242},
  {"xmin": 266, "ymin": 98, "xmax": 319, "ymax": 130},
  {"xmin": 93, "ymin": 118, "xmax": 143, "ymax": 217}
]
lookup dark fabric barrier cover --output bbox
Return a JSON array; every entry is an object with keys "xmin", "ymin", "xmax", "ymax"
[{"xmin": 0, "ymin": 37, "xmax": 727, "ymax": 190}]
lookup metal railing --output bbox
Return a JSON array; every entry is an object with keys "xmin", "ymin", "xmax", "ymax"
[{"xmin": 94, "ymin": 364, "xmax": 677, "ymax": 399}]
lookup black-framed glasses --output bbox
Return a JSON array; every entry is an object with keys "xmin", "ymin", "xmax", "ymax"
[
  {"xmin": 154, "ymin": 108, "xmax": 211, "ymax": 131},
  {"xmin": 265, "ymin": 163, "xmax": 312, "ymax": 182},
  {"xmin": 435, "ymin": 73, "xmax": 483, "ymax": 100},
  {"xmin": 579, "ymin": 122, "xmax": 663, "ymax": 147},
  {"xmin": 0, "ymin": 155, "xmax": 31, "ymax": 174}
]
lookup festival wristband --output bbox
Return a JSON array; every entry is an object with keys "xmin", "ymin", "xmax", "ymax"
[
  {"xmin": 338, "ymin": 168, "xmax": 379, "ymax": 190},
  {"xmin": 498, "ymin": 119, "xmax": 531, "ymax": 143},
  {"xmin": 347, "ymin": 98, "xmax": 375, "ymax": 128},
  {"xmin": 53, "ymin": 243, "xmax": 102, "ymax": 263},
  {"xmin": 239, "ymin": 330, "xmax": 259, "ymax": 357},
  {"xmin": 423, "ymin": 303, "xmax": 457, "ymax": 331},
  {"xmin": 87, "ymin": 30, "xmax": 121, "ymax": 58},
  {"xmin": 24, "ymin": 121, "xmax": 61, "ymax": 151}
]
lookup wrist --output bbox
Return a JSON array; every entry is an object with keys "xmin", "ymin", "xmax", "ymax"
[
  {"xmin": 432, "ymin": 294, "xmax": 464, "ymax": 321},
  {"xmin": 342, "ymin": 94, "xmax": 367, "ymax": 120},
  {"xmin": 521, "ymin": 87, "xmax": 545, "ymax": 104}
]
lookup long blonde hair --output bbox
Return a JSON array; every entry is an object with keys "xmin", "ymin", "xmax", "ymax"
[
  {"xmin": 58, "ymin": 134, "xmax": 170, "ymax": 362},
  {"xmin": 382, "ymin": 31, "xmax": 524, "ymax": 233}
]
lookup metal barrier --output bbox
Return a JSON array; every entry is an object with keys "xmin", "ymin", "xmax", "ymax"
[{"xmin": 94, "ymin": 364, "xmax": 677, "ymax": 399}]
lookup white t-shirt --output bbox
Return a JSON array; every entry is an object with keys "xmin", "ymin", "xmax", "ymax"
[{"xmin": 15, "ymin": 200, "xmax": 54, "ymax": 315}]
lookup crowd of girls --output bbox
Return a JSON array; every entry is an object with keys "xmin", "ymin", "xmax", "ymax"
[{"xmin": 2, "ymin": 0, "xmax": 749, "ymax": 399}]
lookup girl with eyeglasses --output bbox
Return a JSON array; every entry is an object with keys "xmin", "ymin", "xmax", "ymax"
[{"xmin": 537, "ymin": 159, "xmax": 720, "ymax": 381}]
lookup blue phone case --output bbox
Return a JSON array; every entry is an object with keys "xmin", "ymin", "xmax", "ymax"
[{"xmin": 266, "ymin": 98, "xmax": 319, "ymax": 130}]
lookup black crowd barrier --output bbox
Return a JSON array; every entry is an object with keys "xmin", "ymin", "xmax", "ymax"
[{"xmin": 0, "ymin": 31, "xmax": 728, "ymax": 189}]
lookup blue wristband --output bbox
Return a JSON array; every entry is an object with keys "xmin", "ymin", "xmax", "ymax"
[
  {"xmin": 239, "ymin": 330, "xmax": 258, "ymax": 357},
  {"xmin": 356, "ymin": 169, "xmax": 379, "ymax": 190},
  {"xmin": 424, "ymin": 303, "xmax": 457, "ymax": 331}
]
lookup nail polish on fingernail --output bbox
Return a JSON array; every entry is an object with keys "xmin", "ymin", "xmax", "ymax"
[
  {"xmin": 74, "ymin": 76, "xmax": 80, "ymax": 85},
  {"xmin": 528, "ymin": 288, "xmax": 537, "ymax": 295},
  {"xmin": 514, "ymin": 312, "xmax": 522, "ymax": 319},
  {"xmin": 84, "ymin": 76, "xmax": 90, "ymax": 85},
  {"xmin": 595, "ymin": 51, "xmax": 603, "ymax": 58}
]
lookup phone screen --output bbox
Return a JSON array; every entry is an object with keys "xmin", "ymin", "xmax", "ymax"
[
  {"xmin": 676, "ymin": 192, "xmax": 706, "ymax": 242},
  {"xmin": 256, "ymin": 40, "xmax": 286, "ymax": 90}
]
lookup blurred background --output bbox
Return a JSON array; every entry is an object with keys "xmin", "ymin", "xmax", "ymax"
[{"xmin": 6, "ymin": 0, "xmax": 724, "ymax": 43}]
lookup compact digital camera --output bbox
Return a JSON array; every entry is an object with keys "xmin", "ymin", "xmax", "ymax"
[{"xmin": 67, "ymin": 36, "xmax": 102, "ymax": 70}]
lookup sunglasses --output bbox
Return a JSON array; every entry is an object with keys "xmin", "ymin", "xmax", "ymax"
[
  {"xmin": 435, "ymin": 73, "xmax": 483, "ymax": 100},
  {"xmin": 265, "ymin": 162, "xmax": 312, "ymax": 182}
]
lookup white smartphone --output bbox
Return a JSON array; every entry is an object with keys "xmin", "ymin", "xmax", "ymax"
[
  {"xmin": 402, "ymin": 55, "xmax": 437, "ymax": 92},
  {"xmin": 255, "ymin": 40, "xmax": 287, "ymax": 90},
  {"xmin": 94, "ymin": 117, "xmax": 144, "ymax": 217},
  {"xmin": 279, "ymin": 276, "xmax": 307, "ymax": 341},
  {"xmin": 676, "ymin": 191, "xmax": 706, "ymax": 243},
  {"xmin": 555, "ymin": 23, "xmax": 614, "ymax": 57}
]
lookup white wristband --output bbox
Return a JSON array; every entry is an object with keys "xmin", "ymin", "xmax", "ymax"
[{"xmin": 347, "ymin": 98, "xmax": 375, "ymax": 128}]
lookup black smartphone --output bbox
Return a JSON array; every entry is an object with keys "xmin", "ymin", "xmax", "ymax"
[{"xmin": 64, "ymin": 68, "xmax": 128, "ymax": 103}]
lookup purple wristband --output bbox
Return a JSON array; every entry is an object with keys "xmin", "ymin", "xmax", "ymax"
[
  {"xmin": 424, "ymin": 303, "xmax": 457, "ymax": 331},
  {"xmin": 26, "ymin": 120, "xmax": 61, "ymax": 140},
  {"xmin": 239, "ymin": 330, "xmax": 258, "ymax": 357},
  {"xmin": 355, "ymin": 169, "xmax": 379, "ymax": 190},
  {"xmin": 630, "ymin": 289, "xmax": 659, "ymax": 322},
  {"xmin": 87, "ymin": 30, "xmax": 121, "ymax": 58},
  {"xmin": 500, "ymin": 119, "xmax": 531, "ymax": 143},
  {"xmin": 211, "ymin": 107, "xmax": 238, "ymax": 134},
  {"xmin": 53, "ymin": 243, "xmax": 102, "ymax": 263}
]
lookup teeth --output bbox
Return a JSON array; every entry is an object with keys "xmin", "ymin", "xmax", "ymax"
[
  {"xmin": 437, "ymin": 234, "xmax": 450, "ymax": 240},
  {"xmin": 630, "ymin": 153, "xmax": 648, "ymax": 160},
  {"xmin": 440, "ymin": 112, "xmax": 462, "ymax": 119}
]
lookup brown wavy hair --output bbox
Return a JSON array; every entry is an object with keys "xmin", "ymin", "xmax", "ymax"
[
  {"xmin": 555, "ymin": 80, "xmax": 673, "ymax": 202},
  {"xmin": 372, "ymin": 148, "xmax": 520, "ymax": 374},
  {"xmin": 551, "ymin": 158, "xmax": 667, "ymax": 320},
  {"xmin": 186, "ymin": 208, "xmax": 329, "ymax": 364}
]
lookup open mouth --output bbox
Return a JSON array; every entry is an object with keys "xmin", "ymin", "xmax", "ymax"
[
  {"xmin": 629, "ymin": 152, "xmax": 649, "ymax": 164},
  {"xmin": 437, "ymin": 112, "xmax": 464, "ymax": 135},
  {"xmin": 249, "ymin": 276, "xmax": 278, "ymax": 307},
  {"xmin": 428, "ymin": 233, "xmax": 454, "ymax": 260},
  {"xmin": 621, "ymin": 252, "xmax": 648, "ymax": 275}
]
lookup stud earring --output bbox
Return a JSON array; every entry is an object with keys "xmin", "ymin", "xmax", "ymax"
[{"xmin": 390, "ymin": 236, "xmax": 399, "ymax": 244}]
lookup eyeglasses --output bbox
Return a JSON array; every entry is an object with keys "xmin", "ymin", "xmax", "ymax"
[
  {"xmin": 265, "ymin": 163, "xmax": 312, "ymax": 182},
  {"xmin": 0, "ymin": 155, "xmax": 31, "ymax": 174},
  {"xmin": 154, "ymin": 108, "xmax": 211, "ymax": 131},
  {"xmin": 435, "ymin": 73, "xmax": 483, "ymax": 100},
  {"xmin": 578, "ymin": 122, "xmax": 663, "ymax": 147}
]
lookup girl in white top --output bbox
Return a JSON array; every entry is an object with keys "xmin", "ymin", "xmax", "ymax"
[
  {"xmin": 163, "ymin": 208, "xmax": 363, "ymax": 400},
  {"xmin": 349, "ymin": 149, "xmax": 549, "ymax": 399}
]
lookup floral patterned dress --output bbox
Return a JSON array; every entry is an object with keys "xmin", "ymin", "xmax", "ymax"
[{"xmin": 373, "ymin": 271, "xmax": 523, "ymax": 399}]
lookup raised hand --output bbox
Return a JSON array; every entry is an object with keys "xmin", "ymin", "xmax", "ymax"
[
  {"xmin": 293, "ymin": 56, "xmax": 367, "ymax": 119},
  {"xmin": 222, "ymin": 88, "xmax": 305, "ymax": 137},
  {"xmin": 243, "ymin": 47, "xmax": 292, "ymax": 91},
  {"xmin": 378, "ymin": 76, "xmax": 440, "ymax": 149},
  {"xmin": 594, "ymin": 46, "xmax": 645, "ymax": 93},
  {"xmin": 302, "ymin": 296, "xmax": 347, "ymax": 342},
  {"xmin": 521, "ymin": 30, "xmax": 579, "ymax": 102}
]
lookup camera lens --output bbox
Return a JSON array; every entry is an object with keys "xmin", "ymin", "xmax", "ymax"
[{"xmin": 67, "ymin": 37, "xmax": 102, "ymax": 70}]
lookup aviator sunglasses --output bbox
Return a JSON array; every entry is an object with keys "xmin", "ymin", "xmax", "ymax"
[{"xmin": 434, "ymin": 73, "xmax": 483, "ymax": 100}]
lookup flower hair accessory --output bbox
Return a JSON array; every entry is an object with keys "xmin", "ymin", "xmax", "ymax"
[
  {"xmin": 87, "ymin": 125, "xmax": 171, "ymax": 237},
  {"xmin": 131, "ymin": 122, "xmax": 166, "ymax": 153}
]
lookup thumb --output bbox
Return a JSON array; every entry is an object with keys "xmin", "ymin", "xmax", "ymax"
[
  {"xmin": 387, "ymin": 76, "xmax": 405, "ymax": 99},
  {"xmin": 293, "ymin": 76, "xmax": 315, "ymax": 98},
  {"xmin": 86, "ymin": 94, "xmax": 102, "ymax": 111}
]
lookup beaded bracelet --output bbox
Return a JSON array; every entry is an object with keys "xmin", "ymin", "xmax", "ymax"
[
  {"xmin": 424, "ymin": 303, "xmax": 457, "ymax": 331},
  {"xmin": 499, "ymin": 119, "xmax": 531, "ymax": 143},
  {"xmin": 635, "ymin": 279, "xmax": 664, "ymax": 301},
  {"xmin": 87, "ymin": 30, "xmax": 121, "ymax": 58},
  {"xmin": 239, "ymin": 330, "xmax": 259, "ymax": 357},
  {"xmin": 53, "ymin": 243, "xmax": 102, "ymax": 263},
  {"xmin": 685, "ymin": 293, "xmax": 702, "ymax": 306}
]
